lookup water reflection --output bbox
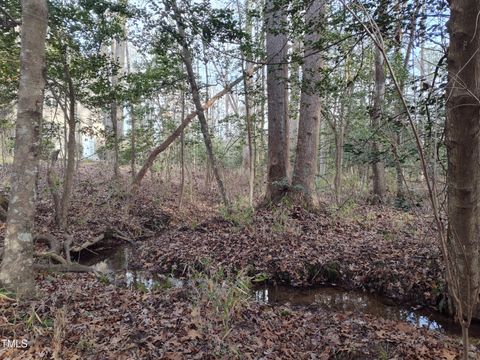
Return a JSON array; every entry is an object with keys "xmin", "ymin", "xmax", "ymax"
[
  {"xmin": 78, "ymin": 245, "xmax": 480, "ymax": 339},
  {"xmin": 78, "ymin": 245, "xmax": 183, "ymax": 291},
  {"xmin": 253, "ymin": 285, "xmax": 480, "ymax": 338}
]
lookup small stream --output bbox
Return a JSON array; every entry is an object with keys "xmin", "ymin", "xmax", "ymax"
[{"xmin": 77, "ymin": 245, "xmax": 480, "ymax": 339}]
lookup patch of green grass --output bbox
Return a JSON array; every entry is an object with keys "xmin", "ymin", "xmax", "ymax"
[
  {"xmin": 77, "ymin": 337, "xmax": 96, "ymax": 351},
  {"xmin": 219, "ymin": 196, "xmax": 254, "ymax": 227},
  {"xmin": 271, "ymin": 206, "xmax": 289, "ymax": 233},
  {"xmin": 97, "ymin": 274, "xmax": 110, "ymax": 285},
  {"xmin": 378, "ymin": 342, "xmax": 395, "ymax": 360},
  {"xmin": 381, "ymin": 229, "xmax": 395, "ymax": 241},
  {"xmin": 192, "ymin": 267, "xmax": 251, "ymax": 333},
  {"xmin": 134, "ymin": 281, "xmax": 149, "ymax": 293},
  {"xmin": 252, "ymin": 272, "xmax": 270, "ymax": 283},
  {"xmin": 0, "ymin": 287, "xmax": 15, "ymax": 300},
  {"xmin": 151, "ymin": 279, "xmax": 173, "ymax": 291},
  {"xmin": 323, "ymin": 261, "xmax": 341, "ymax": 282}
]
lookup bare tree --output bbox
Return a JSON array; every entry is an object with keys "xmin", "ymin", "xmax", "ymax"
[{"xmin": 0, "ymin": 0, "xmax": 48, "ymax": 298}]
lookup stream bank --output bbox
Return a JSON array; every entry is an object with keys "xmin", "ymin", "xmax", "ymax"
[{"xmin": 79, "ymin": 244, "xmax": 480, "ymax": 340}]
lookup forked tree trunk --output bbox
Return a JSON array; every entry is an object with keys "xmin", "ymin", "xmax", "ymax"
[
  {"xmin": 370, "ymin": 45, "xmax": 386, "ymax": 203},
  {"xmin": 0, "ymin": 0, "xmax": 48, "ymax": 298},
  {"xmin": 265, "ymin": 0, "xmax": 289, "ymax": 203},
  {"xmin": 446, "ymin": 1, "xmax": 480, "ymax": 357},
  {"xmin": 292, "ymin": 0, "xmax": 324, "ymax": 205}
]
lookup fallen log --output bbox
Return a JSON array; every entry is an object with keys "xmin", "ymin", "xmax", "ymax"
[
  {"xmin": 69, "ymin": 228, "xmax": 134, "ymax": 254},
  {"xmin": 69, "ymin": 234, "xmax": 105, "ymax": 253}
]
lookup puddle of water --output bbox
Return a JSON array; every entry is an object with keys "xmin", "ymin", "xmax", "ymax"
[
  {"xmin": 254, "ymin": 285, "xmax": 480, "ymax": 339},
  {"xmin": 77, "ymin": 245, "xmax": 183, "ymax": 291},
  {"xmin": 79, "ymin": 245, "xmax": 480, "ymax": 339}
]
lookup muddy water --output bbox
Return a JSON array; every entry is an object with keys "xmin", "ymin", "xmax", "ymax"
[
  {"xmin": 254, "ymin": 285, "xmax": 480, "ymax": 338},
  {"xmin": 79, "ymin": 245, "xmax": 480, "ymax": 339},
  {"xmin": 76, "ymin": 245, "xmax": 184, "ymax": 290}
]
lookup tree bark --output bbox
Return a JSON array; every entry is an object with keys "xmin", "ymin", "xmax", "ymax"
[
  {"xmin": 370, "ymin": 45, "xmax": 386, "ymax": 203},
  {"xmin": 0, "ymin": 0, "xmax": 48, "ymax": 298},
  {"xmin": 393, "ymin": 2, "xmax": 419, "ymax": 204},
  {"xmin": 292, "ymin": 0, "xmax": 324, "ymax": 205},
  {"xmin": 179, "ymin": 91, "xmax": 186, "ymax": 209},
  {"xmin": 238, "ymin": 0, "xmax": 255, "ymax": 207},
  {"xmin": 60, "ymin": 59, "xmax": 76, "ymax": 230},
  {"xmin": 126, "ymin": 37, "xmax": 136, "ymax": 179},
  {"xmin": 446, "ymin": 1, "xmax": 480, "ymax": 357},
  {"xmin": 265, "ymin": 0, "xmax": 289, "ymax": 202}
]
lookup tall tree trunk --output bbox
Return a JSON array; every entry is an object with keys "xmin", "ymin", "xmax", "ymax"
[
  {"xmin": 111, "ymin": 99, "xmax": 119, "ymax": 178},
  {"xmin": 370, "ymin": 45, "xmax": 386, "ymax": 203},
  {"xmin": 446, "ymin": 1, "xmax": 480, "ymax": 357},
  {"xmin": 289, "ymin": 39, "xmax": 301, "ymax": 170},
  {"xmin": 265, "ymin": 0, "xmax": 289, "ymax": 202},
  {"xmin": 237, "ymin": 0, "xmax": 255, "ymax": 207},
  {"xmin": 171, "ymin": 1, "xmax": 229, "ymax": 208},
  {"xmin": 244, "ymin": 66, "xmax": 255, "ymax": 207},
  {"xmin": 126, "ymin": 36, "xmax": 136, "ymax": 179},
  {"xmin": 179, "ymin": 90, "xmax": 186, "ymax": 209},
  {"xmin": 0, "ymin": 0, "xmax": 48, "ymax": 298},
  {"xmin": 393, "ymin": 1, "xmax": 419, "ymax": 204},
  {"xmin": 111, "ymin": 40, "xmax": 120, "ymax": 178},
  {"xmin": 292, "ymin": 0, "xmax": 324, "ymax": 205},
  {"xmin": 59, "ymin": 60, "xmax": 76, "ymax": 230}
]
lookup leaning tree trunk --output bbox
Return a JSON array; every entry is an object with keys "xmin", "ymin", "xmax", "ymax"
[
  {"xmin": 171, "ymin": 2, "xmax": 229, "ymax": 208},
  {"xmin": 446, "ymin": 0, "xmax": 480, "ymax": 357},
  {"xmin": 0, "ymin": 0, "xmax": 48, "ymax": 298},
  {"xmin": 292, "ymin": 0, "xmax": 324, "ymax": 206},
  {"xmin": 131, "ymin": 71, "xmax": 249, "ymax": 189},
  {"xmin": 370, "ymin": 45, "xmax": 387, "ymax": 203},
  {"xmin": 265, "ymin": 0, "xmax": 289, "ymax": 203}
]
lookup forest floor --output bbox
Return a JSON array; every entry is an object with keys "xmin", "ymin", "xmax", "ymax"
[{"xmin": 0, "ymin": 163, "xmax": 478, "ymax": 359}]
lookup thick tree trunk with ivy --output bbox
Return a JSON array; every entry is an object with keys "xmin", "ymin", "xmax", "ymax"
[
  {"xmin": 370, "ymin": 46, "xmax": 386, "ymax": 203},
  {"xmin": 291, "ymin": 0, "xmax": 323, "ymax": 205},
  {"xmin": 446, "ymin": 0, "xmax": 480, "ymax": 355},
  {"xmin": 0, "ymin": 0, "xmax": 48, "ymax": 298},
  {"xmin": 265, "ymin": 0, "xmax": 289, "ymax": 203}
]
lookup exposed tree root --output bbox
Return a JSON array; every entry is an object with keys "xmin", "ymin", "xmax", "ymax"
[{"xmin": 33, "ymin": 263, "xmax": 95, "ymax": 273}]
